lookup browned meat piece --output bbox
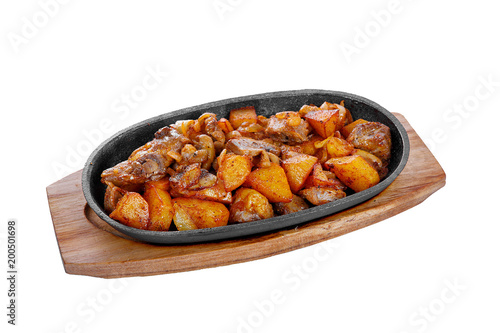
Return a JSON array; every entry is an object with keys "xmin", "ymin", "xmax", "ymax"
[
  {"xmin": 346, "ymin": 122, "xmax": 392, "ymax": 164},
  {"xmin": 132, "ymin": 150, "xmax": 171, "ymax": 179},
  {"xmin": 168, "ymin": 162, "xmax": 230, "ymax": 203},
  {"xmin": 101, "ymin": 126, "xmax": 190, "ymax": 187},
  {"xmin": 226, "ymin": 137, "xmax": 281, "ymax": 168},
  {"xmin": 169, "ymin": 163, "xmax": 217, "ymax": 190},
  {"xmin": 134, "ymin": 125, "xmax": 191, "ymax": 162},
  {"xmin": 225, "ymin": 138, "xmax": 281, "ymax": 157},
  {"xmin": 299, "ymin": 187, "xmax": 346, "ymax": 206},
  {"xmin": 154, "ymin": 125, "xmax": 178, "ymax": 140},
  {"xmin": 100, "ymin": 160, "xmax": 147, "ymax": 189},
  {"xmin": 264, "ymin": 111, "xmax": 312, "ymax": 144},
  {"xmin": 274, "ymin": 194, "xmax": 309, "ymax": 215},
  {"xmin": 170, "ymin": 178, "xmax": 232, "ymax": 204}
]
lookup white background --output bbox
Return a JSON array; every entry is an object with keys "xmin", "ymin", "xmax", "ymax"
[{"xmin": 1, "ymin": 1, "xmax": 499, "ymax": 332}]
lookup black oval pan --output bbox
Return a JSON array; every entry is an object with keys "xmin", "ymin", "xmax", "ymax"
[{"xmin": 82, "ymin": 89, "xmax": 410, "ymax": 244}]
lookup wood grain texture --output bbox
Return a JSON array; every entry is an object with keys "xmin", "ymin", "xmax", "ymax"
[{"xmin": 46, "ymin": 114, "xmax": 445, "ymax": 278}]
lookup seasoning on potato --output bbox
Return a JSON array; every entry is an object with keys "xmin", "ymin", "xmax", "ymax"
[{"xmin": 100, "ymin": 101, "xmax": 392, "ymax": 231}]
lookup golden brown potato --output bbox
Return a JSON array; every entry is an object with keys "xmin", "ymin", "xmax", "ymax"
[
  {"xmin": 304, "ymin": 108, "xmax": 340, "ymax": 139},
  {"xmin": 229, "ymin": 188, "xmax": 274, "ymax": 223},
  {"xmin": 275, "ymin": 111, "xmax": 302, "ymax": 127},
  {"xmin": 281, "ymin": 153, "xmax": 318, "ymax": 193},
  {"xmin": 274, "ymin": 194, "xmax": 309, "ymax": 215},
  {"xmin": 245, "ymin": 163, "xmax": 293, "ymax": 203},
  {"xmin": 145, "ymin": 177, "xmax": 170, "ymax": 191},
  {"xmin": 229, "ymin": 106, "xmax": 257, "ymax": 129},
  {"xmin": 325, "ymin": 155, "xmax": 380, "ymax": 192},
  {"xmin": 353, "ymin": 149, "xmax": 388, "ymax": 178},
  {"xmin": 109, "ymin": 192, "xmax": 150, "ymax": 230},
  {"xmin": 217, "ymin": 154, "xmax": 252, "ymax": 192},
  {"xmin": 319, "ymin": 102, "xmax": 353, "ymax": 130},
  {"xmin": 171, "ymin": 201, "xmax": 197, "ymax": 230},
  {"xmin": 172, "ymin": 198, "xmax": 229, "ymax": 230},
  {"xmin": 143, "ymin": 185, "xmax": 173, "ymax": 231},
  {"xmin": 340, "ymin": 118, "xmax": 369, "ymax": 138},
  {"xmin": 299, "ymin": 186, "xmax": 346, "ymax": 206}
]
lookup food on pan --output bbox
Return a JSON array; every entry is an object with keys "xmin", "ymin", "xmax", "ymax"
[{"xmin": 100, "ymin": 101, "xmax": 392, "ymax": 231}]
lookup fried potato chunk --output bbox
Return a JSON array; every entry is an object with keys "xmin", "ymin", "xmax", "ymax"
[
  {"xmin": 109, "ymin": 192, "xmax": 150, "ymax": 230},
  {"xmin": 143, "ymin": 184, "xmax": 173, "ymax": 231},
  {"xmin": 326, "ymin": 137, "xmax": 355, "ymax": 157},
  {"xmin": 281, "ymin": 153, "xmax": 318, "ymax": 193},
  {"xmin": 325, "ymin": 155, "xmax": 380, "ymax": 192},
  {"xmin": 320, "ymin": 102, "xmax": 353, "ymax": 130},
  {"xmin": 145, "ymin": 177, "xmax": 170, "ymax": 191},
  {"xmin": 172, "ymin": 198, "xmax": 229, "ymax": 230},
  {"xmin": 353, "ymin": 149, "xmax": 388, "ymax": 178},
  {"xmin": 229, "ymin": 188, "xmax": 274, "ymax": 223},
  {"xmin": 217, "ymin": 154, "xmax": 252, "ymax": 192},
  {"xmin": 304, "ymin": 108, "xmax": 341, "ymax": 139},
  {"xmin": 245, "ymin": 163, "xmax": 293, "ymax": 203},
  {"xmin": 340, "ymin": 118, "xmax": 369, "ymax": 138},
  {"xmin": 229, "ymin": 106, "xmax": 257, "ymax": 129}
]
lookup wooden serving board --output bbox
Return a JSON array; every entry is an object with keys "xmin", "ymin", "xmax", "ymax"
[{"xmin": 47, "ymin": 114, "xmax": 445, "ymax": 279}]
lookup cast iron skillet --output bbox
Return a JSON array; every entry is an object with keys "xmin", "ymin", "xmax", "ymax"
[{"xmin": 82, "ymin": 89, "xmax": 410, "ymax": 244}]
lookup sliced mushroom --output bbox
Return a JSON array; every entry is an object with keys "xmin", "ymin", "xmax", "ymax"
[{"xmin": 195, "ymin": 134, "xmax": 216, "ymax": 170}]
